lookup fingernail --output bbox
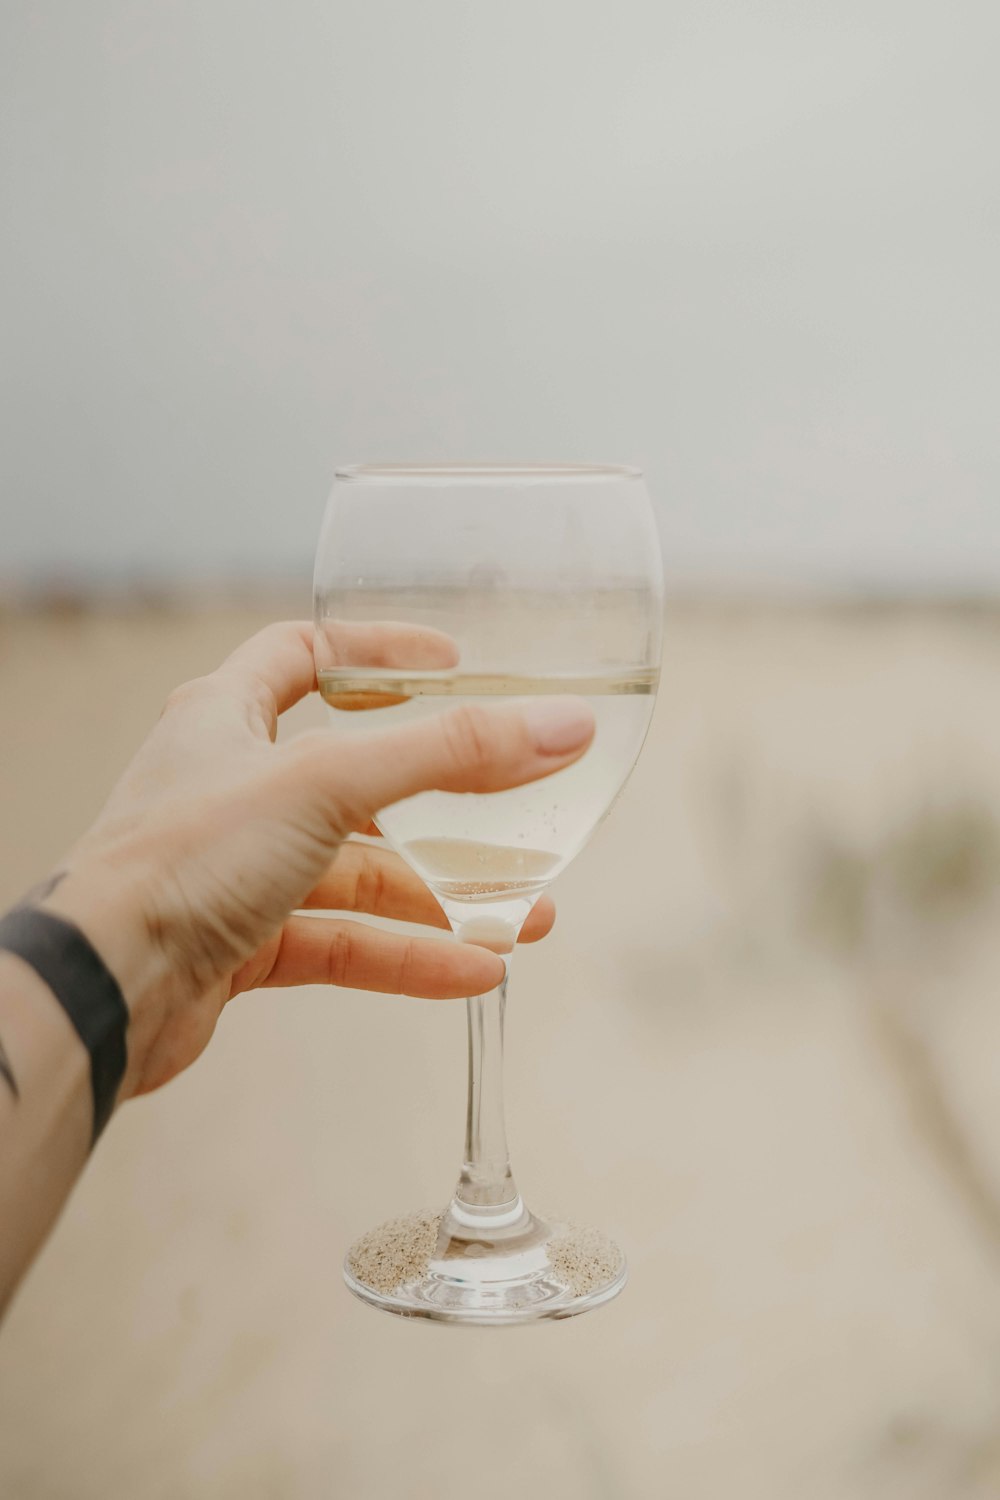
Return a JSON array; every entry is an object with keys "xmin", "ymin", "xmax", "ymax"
[{"xmin": 521, "ymin": 697, "xmax": 595, "ymax": 755}]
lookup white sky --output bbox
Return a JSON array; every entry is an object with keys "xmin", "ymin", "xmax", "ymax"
[{"xmin": 2, "ymin": 0, "xmax": 998, "ymax": 591}]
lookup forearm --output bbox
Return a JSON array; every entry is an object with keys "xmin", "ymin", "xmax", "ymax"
[
  {"xmin": 0, "ymin": 954, "xmax": 92, "ymax": 1314},
  {"xmin": 0, "ymin": 867, "xmax": 165, "ymax": 1315}
]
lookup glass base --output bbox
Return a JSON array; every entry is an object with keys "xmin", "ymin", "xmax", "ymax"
[{"xmin": 343, "ymin": 1201, "xmax": 627, "ymax": 1325}]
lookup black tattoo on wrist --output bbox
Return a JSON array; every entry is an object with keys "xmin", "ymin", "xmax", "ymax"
[
  {"xmin": 0, "ymin": 1036, "xmax": 17, "ymax": 1100},
  {"xmin": 0, "ymin": 871, "xmax": 72, "ymax": 1105},
  {"xmin": 0, "ymin": 872, "xmax": 69, "ymax": 1103},
  {"xmin": 0, "ymin": 908, "xmax": 127, "ymax": 1143},
  {"xmin": 16, "ymin": 870, "xmax": 68, "ymax": 909}
]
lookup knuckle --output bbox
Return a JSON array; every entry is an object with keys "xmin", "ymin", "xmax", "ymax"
[
  {"xmin": 260, "ymin": 620, "xmax": 298, "ymax": 645},
  {"xmin": 326, "ymin": 925, "xmax": 356, "ymax": 988},
  {"xmin": 397, "ymin": 938, "xmax": 419, "ymax": 996},
  {"xmin": 239, "ymin": 619, "xmax": 310, "ymax": 659},
  {"xmin": 355, "ymin": 849, "xmax": 386, "ymax": 914},
  {"xmin": 161, "ymin": 676, "xmax": 210, "ymax": 717},
  {"xmin": 442, "ymin": 704, "xmax": 495, "ymax": 774}
]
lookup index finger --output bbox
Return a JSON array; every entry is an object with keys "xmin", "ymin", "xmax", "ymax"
[
  {"xmin": 302, "ymin": 841, "xmax": 558, "ymax": 941},
  {"xmin": 220, "ymin": 620, "xmax": 318, "ymax": 722},
  {"xmin": 315, "ymin": 619, "xmax": 460, "ymax": 710},
  {"xmin": 219, "ymin": 619, "xmax": 462, "ymax": 734}
]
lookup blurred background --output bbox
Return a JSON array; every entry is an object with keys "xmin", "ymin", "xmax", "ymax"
[{"xmin": 2, "ymin": 2, "xmax": 1000, "ymax": 1497}]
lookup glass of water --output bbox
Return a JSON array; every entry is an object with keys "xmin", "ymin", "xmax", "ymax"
[{"xmin": 314, "ymin": 464, "xmax": 663, "ymax": 1323}]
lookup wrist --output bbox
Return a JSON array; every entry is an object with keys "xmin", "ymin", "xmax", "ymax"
[{"xmin": 36, "ymin": 861, "xmax": 171, "ymax": 1098}]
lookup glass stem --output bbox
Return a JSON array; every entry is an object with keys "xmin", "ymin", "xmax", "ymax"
[
  {"xmin": 439, "ymin": 900, "xmax": 537, "ymax": 1241},
  {"xmin": 456, "ymin": 958, "xmax": 518, "ymax": 1213}
]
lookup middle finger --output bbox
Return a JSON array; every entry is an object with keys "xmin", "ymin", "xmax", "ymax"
[{"xmin": 302, "ymin": 842, "xmax": 556, "ymax": 941}]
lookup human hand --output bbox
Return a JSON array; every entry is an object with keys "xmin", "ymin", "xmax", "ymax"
[{"xmin": 37, "ymin": 623, "xmax": 594, "ymax": 1101}]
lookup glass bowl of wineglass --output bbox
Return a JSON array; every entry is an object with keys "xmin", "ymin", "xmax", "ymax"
[{"xmin": 313, "ymin": 464, "xmax": 663, "ymax": 1324}]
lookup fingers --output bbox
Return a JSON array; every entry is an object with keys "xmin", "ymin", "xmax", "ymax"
[
  {"xmin": 302, "ymin": 842, "xmax": 557, "ymax": 942},
  {"xmin": 303, "ymin": 842, "xmax": 450, "ymax": 928},
  {"xmin": 285, "ymin": 697, "xmax": 596, "ymax": 837},
  {"xmin": 206, "ymin": 619, "xmax": 460, "ymax": 736},
  {"xmin": 314, "ymin": 620, "xmax": 459, "ymax": 672},
  {"xmin": 316, "ymin": 621, "xmax": 461, "ymax": 710},
  {"xmin": 217, "ymin": 621, "xmax": 318, "ymax": 729},
  {"xmin": 254, "ymin": 916, "xmax": 506, "ymax": 998},
  {"xmin": 522, "ymin": 894, "xmax": 555, "ymax": 942}
]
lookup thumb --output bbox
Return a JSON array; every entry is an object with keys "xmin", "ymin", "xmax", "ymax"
[{"xmin": 280, "ymin": 697, "xmax": 595, "ymax": 837}]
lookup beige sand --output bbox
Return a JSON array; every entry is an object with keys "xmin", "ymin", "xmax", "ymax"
[
  {"xmin": 2, "ymin": 601, "xmax": 1000, "ymax": 1499},
  {"xmin": 346, "ymin": 1210, "xmax": 442, "ymax": 1296}
]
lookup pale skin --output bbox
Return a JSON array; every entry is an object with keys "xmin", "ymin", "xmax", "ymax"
[{"xmin": 0, "ymin": 622, "xmax": 595, "ymax": 1314}]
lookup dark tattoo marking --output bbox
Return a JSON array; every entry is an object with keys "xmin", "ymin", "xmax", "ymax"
[
  {"xmin": 0, "ymin": 870, "xmax": 72, "ymax": 1103},
  {"xmin": 16, "ymin": 870, "xmax": 68, "ymax": 909},
  {"xmin": 0, "ymin": 871, "xmax": 69, "ymax": 1102},
  {"xmin": 0, "ymin": 1036, "xmax": 18, "ymax": 1100}
]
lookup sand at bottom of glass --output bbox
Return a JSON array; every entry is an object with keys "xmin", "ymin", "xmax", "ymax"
[{"xmin": 346, "ymin": 1210, "xmax": 623, "ymax": 1298}]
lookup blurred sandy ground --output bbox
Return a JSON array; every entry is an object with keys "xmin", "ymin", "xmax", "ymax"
[{"xmin": 3, "ymin": 599, "xmax": 1000, "ymax": 1499}]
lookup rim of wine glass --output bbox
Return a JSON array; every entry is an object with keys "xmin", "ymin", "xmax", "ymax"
[{"xmin": 335, "ymin": 463, "xmax": 643, "ymax": 483}]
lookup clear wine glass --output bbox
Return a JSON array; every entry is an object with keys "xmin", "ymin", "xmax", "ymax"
[{"xmin": 313, "ymin": 464, "xmax": 663, "ymax": 1324}]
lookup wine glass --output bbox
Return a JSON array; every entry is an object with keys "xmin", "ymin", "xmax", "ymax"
[{"xmin": 313, "ymin": 464, "xmax": 663, "ymax": 1324}]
